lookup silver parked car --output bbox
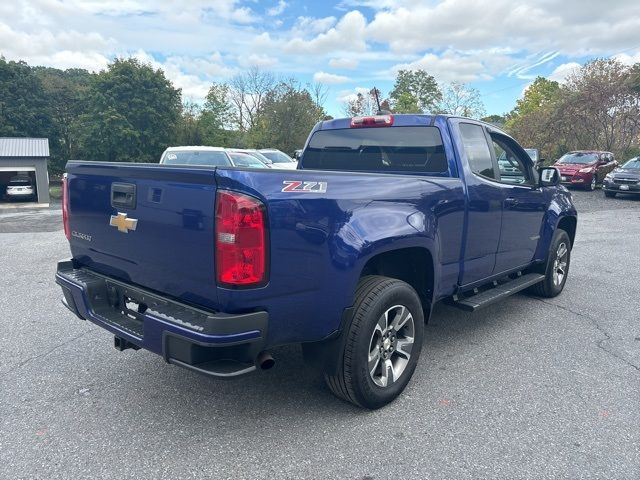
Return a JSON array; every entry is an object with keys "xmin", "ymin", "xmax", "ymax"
[{"xmin": 258, "ymin": 149, "xmax": 298, "ymax": 170}]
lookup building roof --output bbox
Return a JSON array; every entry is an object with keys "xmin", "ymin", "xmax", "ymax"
[{"xmin": 0, "ymin": 138, "xmax": 50, "ymax": 157}]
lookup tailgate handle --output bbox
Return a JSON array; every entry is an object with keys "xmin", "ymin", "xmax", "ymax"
[{"xmin": 111, "ymin": 183, "xmax": 136, "ymax": 209}]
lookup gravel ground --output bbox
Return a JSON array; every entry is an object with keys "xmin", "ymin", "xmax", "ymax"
[{"xmin": 1, "ymin": 189, "xmax": 639, "ymax": 479}]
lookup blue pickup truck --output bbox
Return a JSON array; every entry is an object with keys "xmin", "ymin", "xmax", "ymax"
[{"xmin": 56, "ymin": 114, "xmax": 577, "ymax": 409}]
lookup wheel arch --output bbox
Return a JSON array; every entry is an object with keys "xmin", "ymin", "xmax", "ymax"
[
  {"xmin": 557, "ymin": 215, "xmax": 577, "ymax": 249},
  {"xmin": 359, "ymin": 247, "xmax": 435, "ymax": 312}
]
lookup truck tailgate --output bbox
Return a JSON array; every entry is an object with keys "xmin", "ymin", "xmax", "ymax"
[{"xmin": 66, "ymin": 161, "xmax": 219, "ymax": 309}]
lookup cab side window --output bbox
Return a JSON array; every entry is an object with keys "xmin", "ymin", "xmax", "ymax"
[
  {"xmin": 459, "ymin": 123, "xmax": 496, "ymax": 180},
  {"xmin": 489, "ymin": 133, "xmax": 533, "ymax": 185}
]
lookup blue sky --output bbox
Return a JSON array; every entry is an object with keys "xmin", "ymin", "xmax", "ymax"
[{"xmin": 2, "ymin": 0, "xmax": 639, "ymax": 117}]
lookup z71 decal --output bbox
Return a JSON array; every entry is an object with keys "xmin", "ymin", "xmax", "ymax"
[{"xmin": 282, "ymin": 180, "xmax": 328, "ymax": 193}]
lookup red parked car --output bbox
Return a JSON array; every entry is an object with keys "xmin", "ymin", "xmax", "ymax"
[{"xmin": 553, "ymin": 151, "xmax": 617, "ymax": 191}]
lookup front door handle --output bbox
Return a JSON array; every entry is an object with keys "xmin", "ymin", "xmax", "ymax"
[{"xmin": 504, "ymin": 197, "xmax": 519, "ymax": 207}]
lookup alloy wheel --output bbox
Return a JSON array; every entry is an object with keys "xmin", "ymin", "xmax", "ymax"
[
  {"xmin": 552, "ymin": 242, "xmax": 568, "ymax": 286},
  {"xmin": 368, "ymin": 305, "xmax": 415, "ymax": 388}
]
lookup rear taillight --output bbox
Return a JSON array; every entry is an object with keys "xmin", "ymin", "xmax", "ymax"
[
  {"xmin": 62, "ymin": 174, "xmax": 70, "ymax": 240},
  {"xmin": 350, "ymin": 114, "xmax": 394, "ymax": 128},
  {"xmin": 215, "ymin": 190, "xmax": 267, "ymax": 287}
]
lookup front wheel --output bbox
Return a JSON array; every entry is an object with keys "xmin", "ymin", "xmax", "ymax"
[
  {"xmin": 529, "ymin": 229, "xmax": 571, "ymax": 298},
  {"xmin": 604, "ymin": 191, "xmax": 616, "ymax": 198},
  {"xmin": 324, "ymin": 276, "xmax": 424, "ymax": 409},
  {"xmin": 586, "ymin": 176, "xmax": 596, "ymax": 191}
]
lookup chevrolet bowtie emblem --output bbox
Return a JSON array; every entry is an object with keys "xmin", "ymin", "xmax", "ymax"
[{"xmin": 110, "ymin": 212, "xmax": 138, "ymax": 233}]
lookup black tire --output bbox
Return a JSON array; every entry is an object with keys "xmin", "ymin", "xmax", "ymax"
[
  {"xmin": 324, "ymin": 276, "xmax": 424, "ymax": 409},
  {"xmin": 604, "ymin": 191, "xmax": 616, "ymax": 198},
  {"xmin": 528, "ymin": 229, "xmax": 571, "ymax": 298}
]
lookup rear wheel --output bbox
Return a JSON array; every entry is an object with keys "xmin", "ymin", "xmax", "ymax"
[
  {"xmin": 528, "ymin": 229, "xmax": 571, "ymax": 298},
  {"xmin": 324, "ymin": 276, "xmax": 424, "ymax": 409},
  {"xmin": 604, "ymin": 191, "xmax": 616, "ymax": 198}
]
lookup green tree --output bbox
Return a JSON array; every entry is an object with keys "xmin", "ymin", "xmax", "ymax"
[
  {"xmin": 175, "ymin": 101, "xmax": 204, "ymax": 146},
  {"xmin": 628, "ymin": 63, "xmax": 640, "ymax": 94},
  {"xmin": 76, "ymin": 58, "xmax": 181, "ymax": 162},
  {"xmin": 481, "ymin": 114, "xmax": 507, "ymax": 128},
  {"xmin": 510, "ymin": 77, "xmax": 561, "ymax": 118},
  {"xmin": 559, "ymin": 58, "xmax": 640, "ymax": 155},
  {"xmin": 199, "ymin": 82, "xmax": 234, "ymax": 146},
  {"xmin": 252, "ymin": 80, "xmax": 325, "ymax": 153},
  {"xmin": 35, "ymin": 67, "xmax": 92, "ymax": 173},
  {"xmin": 0, "ymin": 58, "xmax": 51, "ymax": 139},
  {"xmin": 343, "ymin": 88, "xmax": 387, "ymax": 116},
  {"xmin": 390, "ymin": 69, "xmax": 441, "ymax": 113},
  {"xmin": 393, "ymin": 92, "xmax": 421, "ymax": 114},
  {"xmin": 437, "ymin": 82, "xmax": 485, "ymax": 118}
]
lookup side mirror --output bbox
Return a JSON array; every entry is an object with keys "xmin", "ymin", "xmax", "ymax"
[{"xmin": 539, "ymin": 167, "xmax": 560, "ymax": 187}]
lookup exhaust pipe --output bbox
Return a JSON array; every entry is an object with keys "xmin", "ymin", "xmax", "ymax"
[{"xmin": 256, "ymin": 351, "xmax": 275, "ymax": 370}]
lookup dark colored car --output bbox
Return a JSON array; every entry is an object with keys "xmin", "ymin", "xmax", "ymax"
[
  {"xmin": 602, "ymin": 157, "xmax": 640, "ymax": 197},
  {"xmin": 553, "ymin": 151, "xmax": 617, "ymax": 191}
]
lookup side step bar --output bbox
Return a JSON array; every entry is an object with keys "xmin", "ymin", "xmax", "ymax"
[{"xmin": 448, "ymin": 273, "xmax": 545, "ymax": 312}]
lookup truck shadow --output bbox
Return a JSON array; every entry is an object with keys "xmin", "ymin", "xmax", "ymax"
[{"xmin": 128, "ymin": 296, "xmax": 533, "ymax": 427}]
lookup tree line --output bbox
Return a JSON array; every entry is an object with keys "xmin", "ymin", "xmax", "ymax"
[
  {"xmin": 0, "ymin": 58, "xmax": 330, "ymax": 174},
  {"xmin": 344, "ymin": 71, "xmax": 485, "ymax": 119},
  {"xmin": 1, "ymin": 55, "xmax": 638, "ymax": 175},
  {"xmin": 486, "ymin": 59, "xmax": 640, "ymax": 163}
]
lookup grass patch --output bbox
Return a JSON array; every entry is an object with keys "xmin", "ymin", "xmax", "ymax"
[{"xmin": 49, "ymin": 185, "xmax": 62, "ymax": 200}]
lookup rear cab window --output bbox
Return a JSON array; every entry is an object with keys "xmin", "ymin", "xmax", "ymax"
[{"xmin": 303, "ymin": 126, "xmax": 449, "ymax": 175}]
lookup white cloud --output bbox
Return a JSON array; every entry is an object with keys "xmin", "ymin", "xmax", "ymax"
[
  {"xmin": 337, "ymin": 86, "xmax": 370, "ymax": 103},
  {"xmin": 365, "ymin": 0, "xmax": 640, "ymax": 56},
  {"xmin": 290, "ymin": 16, "xmax": 337, "ymax": 36},
  {"xmin": 284, "ymin": 10, "xmax": 367, "ymax": 54},
  {"xmin": 508, "ymin": 51, "xmax": 561, "ymax": 80},
  {"xmin": 391, "ymin": 50, "xmax": 492, "ymax": 83},
  {"xmin": 132, "ymin": 50, "xmax": 234, "ymax": 101},
  {"xmin": 313, "ymin": 71, "xmax": 350, "ymax": 84},
  {"xmin": 0, "ymin": 22, "xmax": 113, "ymax": 71},
  {"xmin": 267, "ymin": 0, "xmax": 287, "ymax": 17},
  {"xmin": 329, "ymin": 57, "xmax": 359, "ymax": 70},
  {"xmin": 547, "ymin": 62, "xmax": 581, "ymax": 84},
  {"xmin": 614, "ymin": 50, "xmax": 640, "ymax": 66},
  {"xmin": 239, "ymin": 54, "xmax": 278, "ymax": 68}
]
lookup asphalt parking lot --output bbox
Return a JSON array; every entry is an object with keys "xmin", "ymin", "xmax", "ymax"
[{"xmin": 1, "ymin": 190, "xmax": 639, "ymax": 479}]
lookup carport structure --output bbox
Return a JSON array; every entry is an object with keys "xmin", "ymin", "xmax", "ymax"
[{"xmin": 0, "ymin": 138, "xmax": 50, "ymax": 204}]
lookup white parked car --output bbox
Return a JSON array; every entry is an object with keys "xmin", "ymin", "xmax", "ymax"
[
  {"xmin": 159, "ymin": 146, "xmax": 233, "ymax": 167},
  {"xmin": 5, "ymin": 175, "xmax": 35, "ymax": 200},
  {"xmin": 226, "ymin": 149, "xmax": 274, "ymax": 168},
  {"xmin": 258, "ymin": 149, "xmax": 298, "ymax": 170}
]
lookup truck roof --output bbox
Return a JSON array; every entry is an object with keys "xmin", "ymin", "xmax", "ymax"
[{"xmin": 316, "ymin": 114, "xmax": 499, "ymax": 132}]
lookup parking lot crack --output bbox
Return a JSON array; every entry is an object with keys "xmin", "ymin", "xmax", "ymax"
[
  {"xmin": 535, "ymin": 298, "xmax": 640, "ymax": 373},
  {"xmin": 0, "ymin": 328, "xmax": 95, "ymax": 379}
]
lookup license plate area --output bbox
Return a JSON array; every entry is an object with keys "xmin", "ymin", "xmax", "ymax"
[
  {"xmin": 99, "ymin": 280, "xmax": 147, "ymax": 337},
  {"xmin": 620, "ymin": 185, "xmax": 630, "ymax": 190}
]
